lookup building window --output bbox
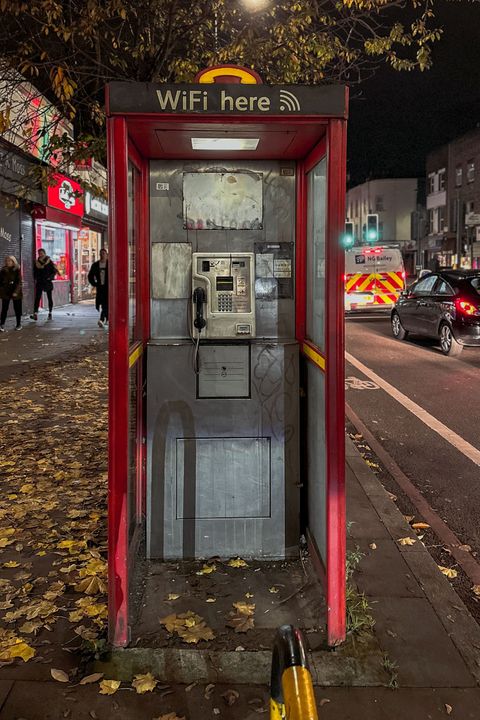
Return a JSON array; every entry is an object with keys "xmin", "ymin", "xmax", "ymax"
[
  {"xmin": 467, "ymin": 160, "xmax": 475, "ymax": 183},
  {"xmin": 428, "ymin": 208, "xmax": 435, "ymax": 235},
  {"xmin": 375, "ymin": 195, "xmax": 384, "ymax": 212},
  {"xmin": 438, "ymin": 169, "xmax": 446, "ymax": 191},
  {"xmin": 455, "ymin": 165, "xmax": 463, "ymax": 187},
  {"xmin": 466, "ymin": 200, "xmax": 474, "ymax": 215},
  {"xmin": 428, "ymin": 173, "xmax": 435, "ymax": 194},
  {"xmin": 438, "ymin": 206, "xmax": 447, "ymax": 232}
]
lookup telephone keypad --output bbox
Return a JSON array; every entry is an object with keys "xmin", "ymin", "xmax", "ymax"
[{"xmin": 218, "ymin": 293, "xmax": 233, "ymax": 312}]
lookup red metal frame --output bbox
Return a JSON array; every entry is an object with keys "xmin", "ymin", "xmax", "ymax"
[
  {"xmin": 107, "ymin": 98, "xmax": 348, "ymax": 648},
  {"xmin": 107, "ymin": 117, "xmax": 130, "ymax": 646},
  {"xmin": 325, "ymin": 119, "xmax": 347, "ymax": 645}
]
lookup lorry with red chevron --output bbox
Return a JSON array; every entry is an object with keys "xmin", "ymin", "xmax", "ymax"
[{"xmin": 345, "ymin": 245, "xmax": 406, "ymax": 312}]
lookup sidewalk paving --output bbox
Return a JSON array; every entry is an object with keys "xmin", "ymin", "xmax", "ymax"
[
  {"xmin": 0, "ymin": 331, "xmax": 479, "ymax": 718},
  {"xmin": 0, "ymin": 301, "xmax": 107, "ymax": 380}
]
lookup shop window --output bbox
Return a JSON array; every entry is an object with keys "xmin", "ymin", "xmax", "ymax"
[
  {"xmin": 438, "ymin": 206, "xmax": 447, "ymax": 232},
  {"xmin": 438, "ymin": 169, "xmax": 446, "ymax": 191},
  {"xmin": 455, "ymin": 165, "xmax": 463, "ymax": 187},
  {"xmin": 467, "ymin": 160, "xmax": 475, "ymax": 183},
  {"xmin": 427, "ymin": 209, "xmax": 435, "ymax": 235},
  {"xmin": 36, "ymin": 223, "xmax": 69, "ymax": 280}
]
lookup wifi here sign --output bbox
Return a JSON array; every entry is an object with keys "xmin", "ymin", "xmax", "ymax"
[{"xmin": 107, "ymin": 83, "xmax": 347, "ymax": 117}]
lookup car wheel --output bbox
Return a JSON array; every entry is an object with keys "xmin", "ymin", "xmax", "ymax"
[
  {"xmin": 439, "ymin": 323, "xmax": 463, "ymax": 356},
  {"xmin": 391, "ymin": 312, "xmax": 408, "ymax": 341}
]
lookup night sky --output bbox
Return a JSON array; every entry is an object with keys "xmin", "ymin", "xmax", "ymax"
[{"xmin": 347, "ymin": 0, "xmax": 480, "ymax": 186}]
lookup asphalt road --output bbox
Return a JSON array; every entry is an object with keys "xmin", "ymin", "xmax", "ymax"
[{"xmin": 345, "ymin": 312, "xmax": 480, "ymax": 555}]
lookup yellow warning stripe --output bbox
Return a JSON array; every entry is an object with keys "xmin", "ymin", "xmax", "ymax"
[
  {"xmin": 375, "ymin": 293, "xmax": 396, "ymax": 305},
  {"xmin": 128, "ymin": 343, "xmax": 143, "ymax": 368},
  {"xmin": 346, "ymin": 272, "xmax": 363, "ymax": 292},
  {"xmin": 376, "ymin": 277, "xmax": 397, "ymax": 293},
  {"xmin": 387, "ymin": 271, "xmax": 405, "ymax": 289},
  {"xmin": 357, "ymin": 273, "xmax": 376, "ymax": 292},
  {"xmin": 302, "ymin": 342, "xmax": 326, "ymax": 372}
]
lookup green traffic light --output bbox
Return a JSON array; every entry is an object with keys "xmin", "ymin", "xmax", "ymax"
[
  {"xmin": 367, "ymin": 229, "xmax": 377, "ymax": 242},
  {"xmin": 342, "ymin": 233, "xmax": 354, "ymax": 249}
]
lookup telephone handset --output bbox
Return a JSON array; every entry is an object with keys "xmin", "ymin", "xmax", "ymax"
[
  {"xmin": 192, "ymin": 287, "xmax": 206, "ymax": 332},
  {"xmin": 191, "ymin": 253, "xmax": 256, "ymax": 339}
]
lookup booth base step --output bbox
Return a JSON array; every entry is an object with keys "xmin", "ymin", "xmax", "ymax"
[
  {"xmin": 95, "ymin": 635, "xmax": 389, "ymax": 686},
  {"xmin": 129, "ymin": 557, "xmax": 326, "ymax": 653}
]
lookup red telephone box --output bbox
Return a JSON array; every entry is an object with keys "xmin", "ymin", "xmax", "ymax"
[{"xmin": 106, "ymin": 71, "xmax": 348, "ymax": 648}]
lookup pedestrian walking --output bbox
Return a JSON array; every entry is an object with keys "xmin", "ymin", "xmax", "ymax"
[
  {"xmin": 0, "ymin": 255, "xmax": 23, "ymax": 332},
  {"xmin": 88, "ymin": 248, "xmax": 109, "ymax": 328},
  {"xmin": 31, "ymin": 248, "xmax": 57, "ymax": 321}
]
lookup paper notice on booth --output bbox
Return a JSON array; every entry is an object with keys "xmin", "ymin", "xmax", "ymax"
[
  {"xmin": 256, "ymin": 253, "xmax": 275, "ymax": 278},
  {"xmin": 274, "ymin": 259, "xmax": 292, "ymax": 278}
]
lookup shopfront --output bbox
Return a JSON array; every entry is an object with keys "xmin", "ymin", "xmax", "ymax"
[
  {"xmin": 0, "ymin": 142, "xmax": 42, "ymax": 314},
  {"xmin": 33, "ymin": 173, "xmax": 84, "ymax": 307},
  {"xmin": 73, "ymin": 192, "xmax": 108, "ymax": 302}
]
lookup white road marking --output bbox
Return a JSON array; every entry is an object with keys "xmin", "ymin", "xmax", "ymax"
[
  {"xmin": 345, "ymin": 376, "xmax": 379, "ymax": 391},
  {"xmin": 345, "ymin": 351, "xmax": 480, "ymax": 468}
]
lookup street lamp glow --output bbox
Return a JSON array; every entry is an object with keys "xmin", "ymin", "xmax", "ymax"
[{"xmin": 241, "ymin": 0, "xmax": 271, "ymax": 10}]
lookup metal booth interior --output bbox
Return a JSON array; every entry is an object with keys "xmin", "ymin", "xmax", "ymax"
[{"xmin": 106, "ymin": 79, "xmax": 348, "ymax": 650}]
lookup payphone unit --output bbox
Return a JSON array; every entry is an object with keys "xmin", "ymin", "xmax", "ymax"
[{"xmin": 191, "ymin": 252, "xmax": 256, "ymax": 339}]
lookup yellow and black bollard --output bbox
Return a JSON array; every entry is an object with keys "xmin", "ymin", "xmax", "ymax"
[{"xmin": 270, "ymin": 624, "xmax": 319, "ymax": 720}]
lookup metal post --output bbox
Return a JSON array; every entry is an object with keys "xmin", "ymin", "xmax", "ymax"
[{"xmin": 456, "ymin": 190, "xmax": 462, "ymax": 269}]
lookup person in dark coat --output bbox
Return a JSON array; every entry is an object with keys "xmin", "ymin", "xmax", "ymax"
[
  {"xmin": 31, "ymin": 248, "xmax": 57, "ymax": 320},
  {"xmin": 0, "ymin": 255, "xmax": 23, "ymax": 331},
  {"xmin": 88, "ymin": 248, "xmax": 109, "ymax": 328}
]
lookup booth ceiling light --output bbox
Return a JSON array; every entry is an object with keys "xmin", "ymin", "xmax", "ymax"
[{"xmin": 191, "ymin": 138, "xmax": 259, "ymax": 151}]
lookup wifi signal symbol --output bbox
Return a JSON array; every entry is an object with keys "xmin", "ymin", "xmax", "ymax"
[{"xmin": 279, "ymin": 89, "xmax": 301, "ymax": 112}]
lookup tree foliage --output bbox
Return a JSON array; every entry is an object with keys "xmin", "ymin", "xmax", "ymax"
[{"xmin": 0, "ymin": 0, "xmax": 442, "ymax": 167}]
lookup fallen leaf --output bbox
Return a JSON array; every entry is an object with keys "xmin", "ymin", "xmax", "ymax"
[
  {"xmin": 232, "ymin": 602, "xmax": 255, "ymax": 616},
  {"xmin": 213, "ymin": 709, "xmax": 220, "ymax": 716},
  {"xmin": 227, "ymin": 557, "xmax": 248, "ymax": 568},
  {"xmin": 205, "ymin": 598, "xmax": 216, "ymax": 603},
  {"xmin": 445, "ymin": 704, "xmax": 452, "ymax": 715},
  {"xmin": 397, "ymin": 537, "xmax": 416, "ymax": 546},
  {"xmin": 153, "ymin": 715, "xmax": 185, "ymax": 720},
  {"xmin": 204, "ymin": 683, "xmax": 215, "ymax": 699},
  {"xmin": 99, "ymin": 679, "xmax": 121, "ymax": 695},
  {"xmin": 457, "ymin": 544, "xmax": 472, "ymax": 553},
  {"xmin": 245, "ymin": 592, "xmax": 254, "ymax": 598},
  {"xmin": 369, "ymin": 543, "xmax": 377, "ymax": 550},
  {"xmin": 438, "ymin": 566, "xmax": 458, "ymax": 579},
  {"xmin": 166, "ymin": 593, "xmax": 180, "ymax": 601},
  {"xmin": 412, "ymin": 522, "xmax": 430, "ymax": 530},
  {"xmin": 51, "ymin": 668, "xmax": 69, "ymax": 683},
  {"xmin": 319, "ymin": 698, "xmax": 331, "ymax": 707},
  {"xmin": 227, "ymin": 614, "xmax": 254, "ymax": 633},
  {"xmin": 185, "ymin": 682, "xmax": 197, "ymax": 692},
  {"xmin": 177, "ymin": 618, "xmax": 215, "ymax": 644},
  {"xmin": 80, "ymin": 672, "xmax": 104, "ymax": 685},
  {"xmin": 222, "ymin": 689, "xmax": 239, "ymax": 706},
  {"xmin": 0, "ymin": 640, "xmax": 35, "ymax": 662},
  {"xmin": 2, "ymin": 561, "xmax": 20, "ymax": 568},
  {"xmin": 132, "ymin": 672, "xmax": 158, "ymax": 694},
  {"xmin": 472, "ymin": 585, "xmax": 480, "ymax": 597},
  {"xmin": 269, "ymin": 586, "xmax": 279, "ymax": 594},
  {"xmin": 386, "ymin": 492, "xmax": 397, "ymax": 502},
  {"xmin": 196, "ymin": 563, "xmax": 216, "ymax": 576}
]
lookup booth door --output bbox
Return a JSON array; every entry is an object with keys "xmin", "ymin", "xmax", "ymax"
[{"xmin": 301, "ymin": 126, "xmax": 346, "ymax": 646}]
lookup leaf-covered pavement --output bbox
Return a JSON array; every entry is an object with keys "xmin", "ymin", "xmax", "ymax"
[{"xmin": 0, "ymin": 352, "xmax": 108, "ymax": 672}]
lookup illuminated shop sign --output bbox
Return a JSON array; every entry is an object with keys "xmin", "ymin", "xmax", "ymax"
[
  {"xmin": 85, "ymin": 191, "xmax": 108, "ymax": 219},
  {"xmin": 47, "ymin": 174, "xmax": 83, "ymax": 216}
]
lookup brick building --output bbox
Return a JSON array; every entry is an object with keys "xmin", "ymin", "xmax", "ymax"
[{"xmin": 425, "ymin": 127, "xmax": 480, "ymax": 270}]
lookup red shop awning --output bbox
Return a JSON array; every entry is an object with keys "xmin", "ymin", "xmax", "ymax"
[{"xmin": 32, "ymin": 204, "xmax": 83, "ymax": 229}]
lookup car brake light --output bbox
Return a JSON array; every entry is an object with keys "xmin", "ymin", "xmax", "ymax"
[
  {"xmin": 455, "ymin": 299, "xmax": 479, "ymax": 316},
  {"xmin": 401, "ymin": 271, "xmax": 406, "ymax": 280}
]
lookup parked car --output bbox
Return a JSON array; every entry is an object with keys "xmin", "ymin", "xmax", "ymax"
[{"xmin": 391, "ymin": 270, "xmax": 480, "ymax": 356}]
